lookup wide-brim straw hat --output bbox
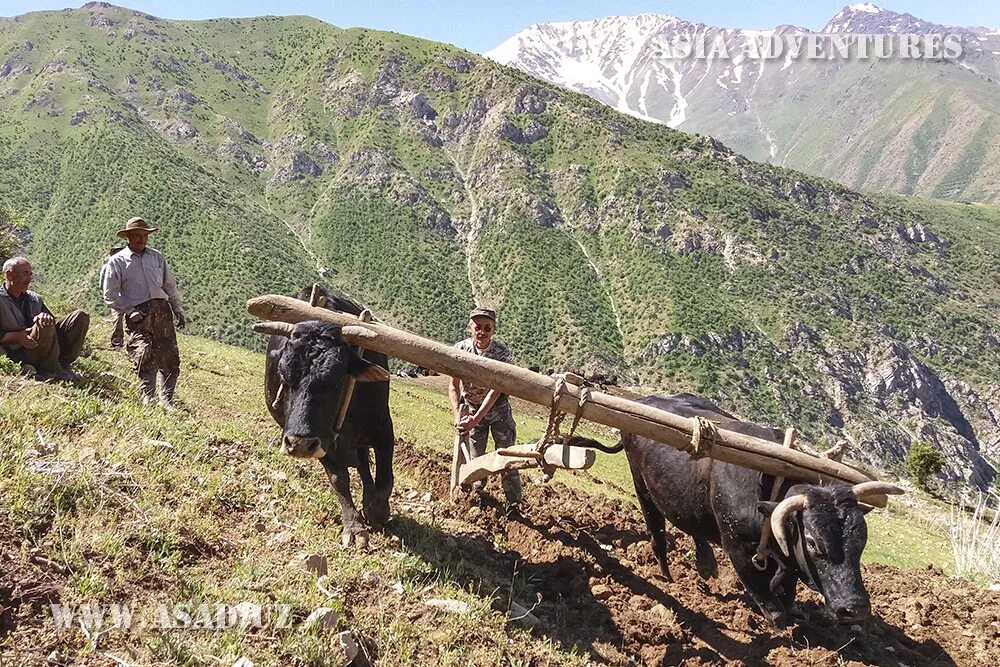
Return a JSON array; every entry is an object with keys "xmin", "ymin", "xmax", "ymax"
[{"xmin": 116, "ymin": 216, "xmax": 158, "ymax": 239}]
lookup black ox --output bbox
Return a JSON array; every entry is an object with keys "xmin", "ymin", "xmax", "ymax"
[
  {"xmin": 573, "ymin": 393, "xmax": 902, "ymax": 628},
  {"xmin": 256, "ymin": 288, "xmax": 394, "ymax": 548}
]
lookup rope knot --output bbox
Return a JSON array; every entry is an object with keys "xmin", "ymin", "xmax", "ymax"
[{"xmin": 688, "ymin": 416, "xmax": 718, "ymax": 459}]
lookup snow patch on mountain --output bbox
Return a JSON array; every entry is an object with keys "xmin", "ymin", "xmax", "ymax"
[
  {"xmin": 488, "ymin": 6, "xmax": 999, "ymax": 177},
  {"xmin": 664, "ymin": 63, "xmax": 687, "ymax": 127}
]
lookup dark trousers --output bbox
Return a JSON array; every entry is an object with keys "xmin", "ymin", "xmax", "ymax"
[
  {"xmin": 466, "ymin": 398, "xmax": 522, "ymax": 503},
  {"xmin": 21, "ymin": 310, "xmax": 90, "ymax": 375}
]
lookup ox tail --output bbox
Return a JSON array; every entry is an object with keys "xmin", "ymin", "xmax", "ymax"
[{"xmin": 564, "ymin": 435, "xmax": 625, "ymax": 454}]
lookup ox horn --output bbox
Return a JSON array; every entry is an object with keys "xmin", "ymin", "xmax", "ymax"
[
  {"xmin": 851, "ymin": 481, "xmax": 904, "ymax": 506},
  {"xmin": 820, "ymin": 439, "xmax": 849, "ymax": 462},
  {"xmin": 770, "ymin": 494, "xmax": 809, "ymax": 557},
  {"xmin": 253, "ymin": 321, "xmax": 295, "ymax": 337},
  {"xmin": 340, "ymin": 325, "xmax": 377, "ymax": 342}
]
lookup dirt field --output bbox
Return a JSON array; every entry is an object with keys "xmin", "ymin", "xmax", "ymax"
[
  {"xmin": 3, "ymin": 441, "xmax": 997, "ymax": 666},
  {"xmin": 394, "ymin": 445, "xmax": 1000, "ymax": 666}
]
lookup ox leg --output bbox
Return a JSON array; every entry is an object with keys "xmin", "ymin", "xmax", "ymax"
[
  {"xmin": 693, "ymin": 536, "xmax": 718, "ymax": 580},
  {"xmin": 770, "ymin": 567, "xmax": 803, "ymax": 622},
  {"xmin": 357, "ymin": 448, "xmax": 379, "ymax": 527},
  {"xmin": 724, "ymin": 537, "xmax": 788, "ymax": 628},
  {"xmin": 321, "ymin": 459, "xmax": 369, "ymax": 548},
  {"xmin": 358, "ymin": 423, "xmax": 393, "ymax": 530},
  {"xmin": 371, "ymin": 426, "xmax": 394, "ymax": 528},
  {"xmin": 631, "ymin": 468, "xmax": 673, "ymax": 582},
  {"xmin": 358, "ymin": 434, "xmax": 393, "ymax": 530}
]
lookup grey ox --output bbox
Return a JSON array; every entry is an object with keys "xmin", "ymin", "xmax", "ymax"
[
  {"xmin": 572, "ymin": 393, "xmax": 902, "ymax": 628},
  {"xmin": 255, "ymin": 287, "xmax": 395, "ymax": 548}
]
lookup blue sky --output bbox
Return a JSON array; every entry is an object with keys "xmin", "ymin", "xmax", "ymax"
[{"xmin": 3, "ymin": 1, "xmax": 998, "ymax": 53}]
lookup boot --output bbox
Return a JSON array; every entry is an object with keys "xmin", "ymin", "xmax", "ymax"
[
  {"xmin": 159, "ymin": 371, "xmax": 179, "ymax": 411},
  {"xmin": 138, "ymin": 368, "xmax": 157, "ymax": 406}
]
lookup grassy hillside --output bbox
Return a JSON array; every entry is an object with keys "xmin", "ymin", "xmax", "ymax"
[
  {"xmin": 0, "ymin": 319, "xmax": 962, "ymax": 666},
  {"xmin": 0, "ymin": 4, "xmax": 998, "ymax": 484},
  {"xmin": 705, "ymin": 58, "xmax": 1000, "ymax": 204}
]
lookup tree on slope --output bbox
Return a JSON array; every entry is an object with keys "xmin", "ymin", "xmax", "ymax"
[{"xmin": 905, "ymin": 440, "xmax": 945, "ymax": 492}]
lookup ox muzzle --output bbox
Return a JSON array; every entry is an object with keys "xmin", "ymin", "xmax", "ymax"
[{"xmin": 282, "ymin": 433, "xmax": 327, "ymax": 459}]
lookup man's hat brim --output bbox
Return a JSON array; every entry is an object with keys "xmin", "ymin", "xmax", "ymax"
[
  {"xmin": 116, "ymin": 226, "xmax": 157, "ymax": 238},
  {"xmin": 469, "ymin": 308, "xmax": 497, "ymax": 322}
]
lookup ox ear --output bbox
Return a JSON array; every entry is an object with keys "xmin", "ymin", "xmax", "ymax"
[
  {"xmin": 757, "ymin": 501, "xmax": 779, "ymax": 517},
  {"xmin": 348, "ymin": 355, "xmax": 390, "ymax": 383},
  {"xmin": 857, "ymin": 504, "xmax": 874, "ymax": 515}
]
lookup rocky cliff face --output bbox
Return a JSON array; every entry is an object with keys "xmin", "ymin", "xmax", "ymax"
[
  {"xmin": 638, "ymin": 323, "xmax": 997, "ymax": 486},
  {"xmin": 792, "ymin": 327, "xmax": 993, "ymax": 486}
]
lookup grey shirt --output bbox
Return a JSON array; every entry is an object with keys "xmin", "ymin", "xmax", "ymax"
[
  {"xmin": 454, "ymin": 337, "xmax": 514, "ymax": 407},
  {"xmin": 0, "ymin": 285, "xmax": 51, "ymax": 349},
  {"xmin": 102, "ymin": 246, "xmax": 183, "ymax": 314}
]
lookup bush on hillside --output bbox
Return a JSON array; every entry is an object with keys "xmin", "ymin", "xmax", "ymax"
[{"xmin": 905, "ymin": 440, "xmax": 945, "ymax": 492}]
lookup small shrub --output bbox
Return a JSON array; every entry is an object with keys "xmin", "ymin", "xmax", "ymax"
[{"xmin": 905, "ymin": 440, "xmax": 945, "ymax": 492}]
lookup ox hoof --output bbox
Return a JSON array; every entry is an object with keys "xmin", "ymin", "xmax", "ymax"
[
  {"xmin": 363, "ymin": 502, "xmax": 390, "ymax": 531},
  {"xmin": 341, "ymin": 527, "xmax": 371, "ymax": 549}
]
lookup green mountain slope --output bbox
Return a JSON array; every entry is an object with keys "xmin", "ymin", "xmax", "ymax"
[
  {"xmin": 697, "ymin": 57, "xmax": 1000, "ymax": 204},
  {"xmin": 0, "ymin": 3, "xmax": 998, "ymax": 485}
]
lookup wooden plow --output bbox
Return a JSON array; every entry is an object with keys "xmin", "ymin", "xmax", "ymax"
[
  {"xmin": 248, "ymin": 294, "xmax": 890, "ymax": 507},
  {"xmin": 451, "ymin": 370, "xmax": 599, "ymax": 494}
]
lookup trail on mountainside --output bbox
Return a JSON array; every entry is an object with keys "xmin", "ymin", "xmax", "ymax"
[
  {"xmin": 262, "ymin": 184, "xmax": 324, "ymax": 279},
  {"xmin": 444, "ymin": 150, "xmax": 482, "ymax": 305},
  {"xmin": 572, "ymin": 236, "xmax": 625, "ymax": 342}
]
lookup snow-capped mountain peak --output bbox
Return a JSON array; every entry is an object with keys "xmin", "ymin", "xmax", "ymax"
[
  {"xmin": 487, "ymin": 13, "xmax": 698, "ymax": 124},
  {"xmin": 488, "ymin": 6, "xmax": 1000, "ymax": 202},
  {"xmin": 822, "ymin": 4, "xmax": 957, "ymax": 34}
]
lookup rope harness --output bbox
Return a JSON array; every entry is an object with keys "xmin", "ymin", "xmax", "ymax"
[
  {"xmin": 327, "ymin": 308, "xmax": 374, "ymax": 447},
  {"xmin": 753, "ymin": 427, "xmax": 798, "ymax": 571},
  {"xmin": 497, "ymin": 373, "xmax": 591, "ymax": 481},
  {"xmin": 686, "ymin": 416, "xmax": 719, "ymax": 459}
]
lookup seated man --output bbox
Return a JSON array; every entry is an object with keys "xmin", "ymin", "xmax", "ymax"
[{"xmin": 0, "ymin": 257, "xmax": 90, "ymax": 380}]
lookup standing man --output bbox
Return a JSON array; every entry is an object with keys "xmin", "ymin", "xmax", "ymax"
[
  {"xmin": 448, "ymin": 307, "xmax": 522, "ymax": 508},
  {"xmin": 0, "ymin": 257, "xmax": 90, "ymax": 380},
  {"xmin": 102, "ymin": 217, "xmax": 186, "ymax": 408},
  {"xmin": 99, "ymin": 246, "xmax": 126, "ymax": 348}
]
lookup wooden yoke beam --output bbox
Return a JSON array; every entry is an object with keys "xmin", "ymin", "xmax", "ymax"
[{"xmin": 248, "ymin": 294, "xmax": 885, "ymax": 505}]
